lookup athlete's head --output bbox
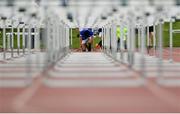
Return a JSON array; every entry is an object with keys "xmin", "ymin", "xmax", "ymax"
[
  {"xmin": 84, "ymin": 30, "xmax": 90, "ymax": 38},
  {"xmin": 98, "ymin": 28, "xmax": 102, "ymax": 32}
]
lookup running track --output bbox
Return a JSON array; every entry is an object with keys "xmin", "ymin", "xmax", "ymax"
[{"xmin": 0, "ymin": 51, "xmax": 180, "ymax": 113}]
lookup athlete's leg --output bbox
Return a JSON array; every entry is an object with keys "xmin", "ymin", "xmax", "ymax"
[
  {"xmin": 117, "ymin": 39, "xmax": 120, "ymax": 51},
  {"xmin": 87, "ymin": 37, "xmax": 93, "ymax": 52},
  {"xmin": 81, "ymin": 39, "xmax": 88, "ymax": 52},
  {"xmin": 147, "ymin": 32, "xmax": 153, "ymax": 54},
  {"xmin": 81, "ymin": 44, "xmax": 86, "ymax": 52},
  {"xmin": 149, "ymin": 32, "xmax": 153, "ymax": 48}
]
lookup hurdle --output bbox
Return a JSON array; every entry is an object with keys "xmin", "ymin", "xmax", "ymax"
[
  {"xmin": 0, "ymin": 13, "xmax": 41, "ymax": 61},
  {"xmin": 139, "ymin": 15, "xmax": 147, "ymax": 79},
  {"xmin": 169, "ymin": 16, "xmax": 180, "ymax": 62},
  {"xmin": 119, "ymin": 19, "xmax": 126, "ymax": 63},
  {"xmin": 17, "ymin": 21, "xmax": 24, "ymax": 56},
  {"xmin": 22, "ymin": 24, "xmax": 27, "ymax": 54},
  {"xmin": 127, "ymin": 12, "xmax": 136, "ymax": 68},
  {"xmin": 0, "ymin": 2, "xmax": 48, "ymax": 87},
  {"xmin": 100, "ymin": 11, "xmax": 146, "ymax": 87},
  {"xmin": 156, "ymin": 11, "xmax": 180, "ymax": 86},
  {"xmin": 10, "ymin": 19, "xmax": 14, "ymax": 58},
  {"xmin": 1, "ymin": 17, "xmax": 7, "ymax": 60},
  {"xmin": 43, "ymin": 9, "xmax": 70, "ymax": 68}
]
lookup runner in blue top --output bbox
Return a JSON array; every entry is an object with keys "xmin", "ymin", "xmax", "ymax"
[{"xmin": 80, "ymin": 28, "xmax": 94, "ymax": 52}]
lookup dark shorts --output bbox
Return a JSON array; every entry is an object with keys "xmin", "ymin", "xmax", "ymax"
[
  {"xmin": 149, "ymin": 26, "xmax": 153, "ymax": 32},
  {"xmin": 98, "ymin": 40, "xmax": 102, "ymax": 47}
]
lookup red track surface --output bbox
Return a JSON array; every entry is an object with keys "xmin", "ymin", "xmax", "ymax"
[
  {"xmin": 0, "ymin": 78, "xmax": 180, "ymax": 113},
  {"xmin": 0, "ymin": 88, "xmax": 25, "ymax": 112},
  {"xmin": 0, "ymin": 49, "xmax": 180, "ymax": 113},
  {"xmin": 148, "ymin": 48, "xmax": 180, "ymax": 62}
]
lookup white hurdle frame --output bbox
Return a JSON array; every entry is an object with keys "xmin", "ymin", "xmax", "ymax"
[{"xmin": 169, "ymin": 17, "xmax": 180, "ymax": 62}]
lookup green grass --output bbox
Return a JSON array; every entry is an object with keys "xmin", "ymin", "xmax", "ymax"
[
  {"xmin": 0, "ymin": 28, "xmax": 24, "ymax": 49},
  {"xmin": 70, "ymin": 28, "xmax": 80, "ymax": 48},
  {"xmin": 1, "ymin": 22, "xmax": 180, "ymax": 49},
  {"xmin": 0, "ymin": 30, "xmax": 2, "ymax": 48},
  {"xmin": 163, "ymin": 21, "xmax": 180, "ymax": 47},
  {"xmin": 135, "ymin": 21, "xmax": 180, "ymax": 48}
]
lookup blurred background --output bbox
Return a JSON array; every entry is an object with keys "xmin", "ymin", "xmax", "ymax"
[{"xmin": 0, "ymin": 0, "xmax": 180, "ymax": 113}]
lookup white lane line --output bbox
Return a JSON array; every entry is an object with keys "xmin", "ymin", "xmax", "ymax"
[
  {"xmin": 158, "ymin": 79, "xmax": 180, "ymax": 87},
  {"xmin": 0, "ymin": 72, "xmax": 40, "ymax": 78},
  {"xmin": 48, "ymin": 71, "xmax": 135, "ymax": 78},
  {"xmin": 57, "ymin": 64, "xmax": 116, "ymax": 67},
  {"xmin": 44, "ymin": 78, "xmax": 144, "ymax": 88},
  {"xmin": 0, "ymin": 71, "xmax": 43, "ymax": 88},
  {"xmin": 12, "ymin": 77, "xmax": 42, "ymax": 112},
  {"xmin": 0, "ymin": 68, "xmax": 43, "ymax": 72},
  {"xmin": 58, "ymin": 62, "xmax": 115, "ymax": 65},
  {"xmin": 0, "ymin": 80, "xmax": 28, "ymax": 88},
  {"xmin": 59, "ymin": 61, "xmax": 114, "ymax": 64},
  {"xmin": 53, "ymin": 66, "xmax": 127, "ymax": 71},
  {"xmin": 0, "ymin": 64, "xmax": 45, "ymax": 68},
  {"xmin": 147, "ymin": 81, "xmax": 180, "ymax": 109}
]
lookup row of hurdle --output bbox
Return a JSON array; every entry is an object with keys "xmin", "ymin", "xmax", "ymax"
[
  {"xmin": 0, "ymin": 6, "xmax": 71, "ymax": 87},
  {"xmin": 100, "ymin": 6, "xmax": 180, "ymax": 86}
]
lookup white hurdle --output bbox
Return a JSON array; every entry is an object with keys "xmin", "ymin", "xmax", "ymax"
[{"xmin": 169, "ymin": 16, "xmax": 180, "ymax": 62}]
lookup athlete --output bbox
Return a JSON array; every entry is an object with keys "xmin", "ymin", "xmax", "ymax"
[
  {"xmin": 79, "ymin": 28, "xmax": 94, "ymax": 52},
  {"xmin": 147, "ymin": 26, "xmax": 154, "ymax": 54},
  {"xmin": 117, "ymin": 26, "xmax": 127, "ymax": 51},
  {"xmin": 96, "ymin": 28, "xmax": 103, "ymax": 49}
]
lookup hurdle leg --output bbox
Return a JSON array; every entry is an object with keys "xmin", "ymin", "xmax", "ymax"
[
  {"xmin": 3, "ymin": 20, "xmax": 6, "ymax": 60},
  {"xmin": 169, "ymin": 18, "xmax": 173, "ymax": 62}
]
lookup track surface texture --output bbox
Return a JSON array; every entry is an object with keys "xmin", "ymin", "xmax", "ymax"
[{"xmin": 0, "ymin": 52, "xmax": 180, "ymax": 113}]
